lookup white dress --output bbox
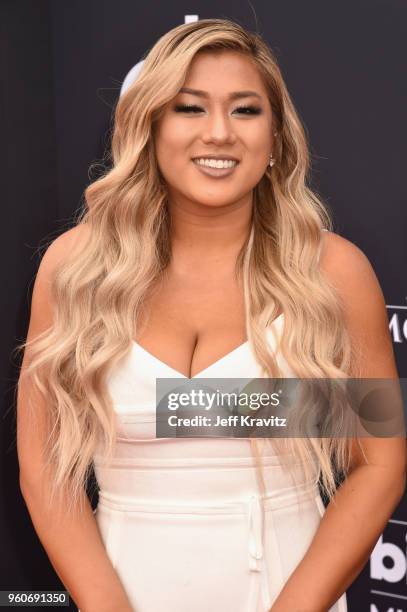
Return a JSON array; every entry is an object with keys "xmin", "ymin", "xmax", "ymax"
[{"xmin": 91, "ymin": 313, "xmax": 348, "ymax": 612}]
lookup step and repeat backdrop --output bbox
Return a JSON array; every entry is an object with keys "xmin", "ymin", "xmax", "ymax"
[{"xmin": 2, "ymin": 1, "xmax": 406, "ymax": 610}]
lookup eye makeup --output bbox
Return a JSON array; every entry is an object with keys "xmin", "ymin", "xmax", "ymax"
[{"xmin": 173, "ymin": 103, "xmax": 262, "ymax": 115}]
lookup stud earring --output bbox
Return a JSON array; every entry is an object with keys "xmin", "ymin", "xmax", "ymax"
[{"xmin": 269, "ymin": 154, "xmax": 275, "ymax": 167}]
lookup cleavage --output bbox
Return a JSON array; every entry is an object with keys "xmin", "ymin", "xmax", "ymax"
[{"xmin": 134, "ymin": 275, "xmax": 247, "ymax": 378}]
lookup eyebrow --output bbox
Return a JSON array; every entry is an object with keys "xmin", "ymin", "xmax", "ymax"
[{"xmin": 179, "ymin": 87, "xmax": 262, "ymax": 100}]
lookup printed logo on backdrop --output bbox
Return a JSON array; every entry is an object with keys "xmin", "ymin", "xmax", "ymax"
[
  {"xmin": 120, "ymin": 15, "xmax": 199, "ymax": 97},
  {"xmin": 368, "ymin": 301, "xmax": 407, "ymax": 610},
  {"xmin": 388, "ymin": 305, "xmax": 407, "ymax": 344},
  {"xmin": 369, "ymin": 519, "xmax": 407, "ymax": 611}
]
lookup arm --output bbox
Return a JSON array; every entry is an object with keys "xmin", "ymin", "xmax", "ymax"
[
  {"xmin": 17, "ymin": 227, "xmax": 134, "ymax": 612},
  {"xmin": 270, "ymin": 232, "xmax": 407, "ymax": 612}
]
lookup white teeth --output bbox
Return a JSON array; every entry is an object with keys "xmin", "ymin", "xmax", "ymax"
[{"xmin": 194, "ymin": 158, "xmax": 237, "ymax": 169}]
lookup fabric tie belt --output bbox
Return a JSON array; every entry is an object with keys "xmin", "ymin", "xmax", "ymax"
[{"xmin": 246, "ymin": 494, "xmax": 271, "ymax": 610}]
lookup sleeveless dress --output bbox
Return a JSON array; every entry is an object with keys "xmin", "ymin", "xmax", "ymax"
[{"xmin": 91, "ymin": 312, "xmax": 348, "ymax": 612}]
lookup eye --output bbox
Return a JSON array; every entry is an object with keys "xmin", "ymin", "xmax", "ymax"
[
  {"xmin": 234, "ymin": 106, "xmax": 262, "ymax": 115},
  {"xmin": 174, "ymin": 104, "xmax": 203, "ymax": 113},
  {"xmin": 174, "ymin": 104, "xmax": 262, "ymax": 115}
]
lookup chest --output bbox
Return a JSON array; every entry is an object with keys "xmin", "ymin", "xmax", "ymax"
[{"xmin": 135, "ymin": 270, "xmax": 247, "ymax": 378}]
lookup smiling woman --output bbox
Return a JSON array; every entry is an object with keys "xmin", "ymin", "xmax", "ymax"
[
  {"xmin": 16, "ymin": 17, "xmax": 405, "ymax": 612},
  {"xmin": 154, "ymin": 52, "xmax": 275, "ymax": 205}
]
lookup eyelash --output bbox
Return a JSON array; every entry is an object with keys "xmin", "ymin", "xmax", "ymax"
[{"xmin": 174, "ymin": 104, "xmax": 262, "ymax": 115}]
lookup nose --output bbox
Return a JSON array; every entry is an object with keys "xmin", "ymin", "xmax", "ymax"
[{"xmin": 200, "ymin": 109, "xmax": 236, "ymax": 146}]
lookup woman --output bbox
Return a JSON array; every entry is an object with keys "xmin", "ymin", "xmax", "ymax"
[{"xmin": 16, "ymin": 18, "xmax": 406, "ymax": 612}]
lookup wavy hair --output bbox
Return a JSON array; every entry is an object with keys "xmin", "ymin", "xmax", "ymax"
[{"xmin": 15, "ymin": 18, "xmax": 359, "ymax": 515}]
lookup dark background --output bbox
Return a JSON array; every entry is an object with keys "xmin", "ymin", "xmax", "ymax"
[{"xmin": 1, "ymin": 0, "xmax": 406, "ymax": 609}]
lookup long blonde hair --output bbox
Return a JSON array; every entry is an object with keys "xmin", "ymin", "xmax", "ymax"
[{"xmin": 15, "ymin": 18, "xmax": 358, "ymax": 514}]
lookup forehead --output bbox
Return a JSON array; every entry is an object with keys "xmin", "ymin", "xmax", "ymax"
[{"xmin": 182, "ymin": 50, "xmax": 267, "ymax": 98}]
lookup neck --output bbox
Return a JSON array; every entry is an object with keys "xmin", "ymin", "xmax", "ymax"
[{"xmin": 168, "ymin": 193, "xmax": 253, "ymax": 264}]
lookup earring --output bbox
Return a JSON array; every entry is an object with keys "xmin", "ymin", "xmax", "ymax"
[{"xmin": 269, "ymin": 154, "xmax": 275, "ymax": 167}]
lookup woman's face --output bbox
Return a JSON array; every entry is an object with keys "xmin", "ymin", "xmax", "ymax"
[{"xmin": 154, "ymin": 50, "xmax": 274, "ymax": 209}]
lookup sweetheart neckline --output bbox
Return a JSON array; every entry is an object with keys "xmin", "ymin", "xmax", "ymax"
[{"xmin": 131, "ymin": 312, "xmax": 284, "ymax": 379}]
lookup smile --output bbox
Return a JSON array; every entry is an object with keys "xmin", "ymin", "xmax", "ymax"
[
  {"xmin": 192, "ymin": 158, "xmax": 239, "ymax": 178},
  {"xmin": 194, "ymin": 158, "xmax": 238, "ymax": 168}
]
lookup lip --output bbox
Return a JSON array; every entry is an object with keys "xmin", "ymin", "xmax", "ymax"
[
  {"xmin": 191, "ymin": 154, "xmax": 239, "ymax": 162},
  {"xmin": 192, "ymin": 158, "xmax": 239, "ymax": 178}
]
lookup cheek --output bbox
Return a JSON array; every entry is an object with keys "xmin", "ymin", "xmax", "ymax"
[
  {"xmin": 247, "ymin": 121, "xmax": 272, "ymax": 150},
  {"xmin": 247, "ymin": 136, "xmax": 272, "ymax": 173},
  {"xmin": 156, "ymin": 119, "xmax": 191, "ymax": 153},
  {"xmin": 155, "ymin": 128, "xmax": 191, "ymax": 186},
  {"xmin": 238, "ymin": 159, "xmax": 268, "ymax": 189}
]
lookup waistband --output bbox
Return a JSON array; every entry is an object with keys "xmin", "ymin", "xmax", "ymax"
[
  {"xmin": 97, "ymin": 479, "xmax": 319, "ymax": 515},
  {"xmin": 93, "ymin": 451, "xmax": 313, "ymax": 469}
]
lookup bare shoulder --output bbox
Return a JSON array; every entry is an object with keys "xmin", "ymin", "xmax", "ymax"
[
  {"xmin": 319, "ymin": 230, "xmax": 396, "ymax": 377},
  {"xmin": 319, "ymin": 230, "xmax": 374, "ymax": 281},
  {"xmin": 38, "ymin": 223, "xmax": 91, "ymax": 276},
  {"xmin": 319, "ymin": 230, "xmax": 384, "ymax": 316}
]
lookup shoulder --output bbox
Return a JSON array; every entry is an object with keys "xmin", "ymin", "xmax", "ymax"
[
  {"xmin": 38, "ymin": 223, "xmax": 91, "ymax": 276},
  {"xmin": 318, "ymin": 230, "xmax": 383, "ymax": 313},
  {"xmin": 319, "ymin": 230, "xmax": 396, "ymax": 377},
  {"xmin": 319, "ymin": 229, "xmax": 372, "ymax": 277}
]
